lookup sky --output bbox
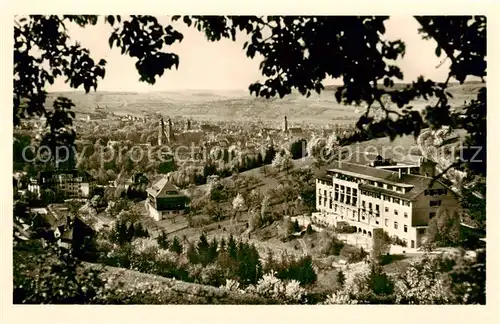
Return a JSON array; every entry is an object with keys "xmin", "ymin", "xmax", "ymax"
[{"xmin": 47, "ymin": 16, "xmax": 452, "ymax": 93}]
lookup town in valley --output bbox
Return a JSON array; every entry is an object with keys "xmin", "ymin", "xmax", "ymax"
[{"xmin": 12, "ymin": 15, "xmax": 487, "ymax": 305}]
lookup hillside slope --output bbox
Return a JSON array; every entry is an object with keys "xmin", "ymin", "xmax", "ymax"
[
  {"xmin": 85, "ymin": 262, "xmax": 277, "ymax": 304},
  {"xmin": 47, "ymin": 82, "xmax": 482, "ymax": 125}
]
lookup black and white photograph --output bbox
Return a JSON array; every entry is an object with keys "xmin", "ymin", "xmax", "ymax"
[{"xmin": 7, "ymin": 7, "xmax": 493, "ymax": 312}]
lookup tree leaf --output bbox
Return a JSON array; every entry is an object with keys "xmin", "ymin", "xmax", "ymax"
[{"xmin": 435, "ymin": 46, "xmax": 442, "ymax": 57}]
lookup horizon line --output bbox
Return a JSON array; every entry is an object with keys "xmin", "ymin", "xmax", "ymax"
[{"xmin": 47, "ymin": 80, "xmax": 482, "ymax": 95}]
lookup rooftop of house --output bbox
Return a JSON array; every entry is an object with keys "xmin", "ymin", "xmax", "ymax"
[
  {"xmin": 146, "ymin": 177, "xmax": 186, "ymax": 199},
  {"xmin": 317, "ymin": 161, "xmax": 441, "ymax": 201}
]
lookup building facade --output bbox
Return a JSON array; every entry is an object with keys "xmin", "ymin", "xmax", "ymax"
[
  {"xmin": 146, "ymin": 177, "xmax": 189, "ymax": 221},
  {"xmin": 28, "ymin": 169, "xmax": 96, "ymax": 199},
  {"xmin": 315, "ymin": 160, "xmax": 458, "ymax": 249}
]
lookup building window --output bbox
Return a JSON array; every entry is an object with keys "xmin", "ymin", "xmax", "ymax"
[
  {"xmin": 352, "ymin": 197, "xmax": 357, "ymax": 206},
  {"xmin": 347, "ymin": 187, "xmax": 351, "ymax": 195},
  {"xmin": 393, "ymin": 198, "xmax": 400, "ymax": 204},
  {"xmin": 334, "ymin": 192, "xmax": 339, "ymax": 201},
  {"xmin": 335, "ymin": 184, "xmax": 339, "ymax": 190},
  {"xmin": 340, "ymin": 185, "xmax": 345, "ymax": 193},
  {"xmin": 324, "ymin": 190, "xmax": 327, "ymax": 196},
  {"xmin": 385, "ymin": 219, "xmax": 388, "ymax": 226},
  {"xmin": 387, "ymin": 185, "xmax": 393, "ymax": 190},
  {"xmin": 353, "ymin": 188, "xmax": 358, "ymax": 196},
  {"xmin": 362, "ymin": 200, "xmax": 366, "ymax": 208},
  {"xmin": 404, "ymin": 225, "xmax": 408, "ymax": 233},
  {"xmin": 404, "ymin": 212, "xmax": 408, "ymax": 218},
  {"xmin": 429, "ymin": 212, "xmax": 436, "ymax": 219},
  {"xmin": 394, "ymin": 210, "xmax": 398, "ymax": 216},
  {"xmin": 346, "ymin": 196, "xmax": 351, "ymax": 205},
  {"xmin": 368, "ymin": 202, "xmax": 372, "ymax": 209},
  {"xmin": 319, "ymin": 197, "xmax": 322, "ymax": 205},
  {"xmin": 353, "ymin": 211, "xmax": 357, "ymax": 218},
  {"xmin": 394, "ymin": 222, "xmax": 398, "ymax": 230},
  {"xmin": 340, "ymin": 194, "xmax": 345, "ymax": 203},
  {"xmin": 334, "ymin": 204, "xmax": 338, "ymax": 212},
  {"xmin": 375, "ymin": 204, "xmax": 379, "ymax": 211},
  {"xmin": 385, "ymin": 207, "xmax": 389, "ymax": 212},
  {"xmin": 430, "ymin": 200, "xmax": 442, "ymax": 207},
  {"xmin": 384, "ymin": 195, "xmax": 391, "ymax": 202},
  {"xmin": 329, "ymin": 200, "xmax": 332, "ymax": 209}
]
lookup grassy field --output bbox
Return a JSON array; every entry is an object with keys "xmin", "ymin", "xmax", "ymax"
[{"xmin": 46, "ymin": 81, "xmax": 482, "ymax": 125}]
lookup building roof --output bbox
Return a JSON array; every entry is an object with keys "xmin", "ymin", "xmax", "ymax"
[
  {"xmin": 146, "ymin": 177, "xmax": 186, "ymax": 199},
  {"xmin": 318, "ymin": 161, "xmax": 437, "ymax": 201}
]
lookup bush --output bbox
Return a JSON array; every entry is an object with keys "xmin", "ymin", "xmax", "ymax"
[
  {"xmin": 245, "ymin": 272, "xmax": 307, "ymax": 304},
  {"xmin": 14, "ymin": 244, "xmax": 107, "ymax": 304},
  {"xmin": 336, "ymin": 225, "xmax": 355, "ymax": 234},
  {"xmin": 424, "ymin": 208, "xmax": 464, "ymax": 249},
  {"xmin": 372, "ymin": 228, "xmax": 391, "ymax": 263},
  {"xmin": 339, "ymin": 245, "xmax": 368, "ymax": 263},
  {"xmin": 390, "ymin": 236, "xmax": 407, "ymax": 247},
  {"xmin": 323, "ymin": 236, "xmax": 345, "ymax": 256},
  {"xmin": 199, "ymin": 264, "xmax": 226, "ymax": 287},
  {"xmin": 267, "ymin": 254, "xmax": 317, "ymax": 286}
]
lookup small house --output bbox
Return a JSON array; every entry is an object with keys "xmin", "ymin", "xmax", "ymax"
[{"xmin": 145, "ymin": 177, "xmax": 189, "ymax": 221}]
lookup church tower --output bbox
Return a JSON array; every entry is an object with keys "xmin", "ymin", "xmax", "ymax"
[
  {"xmin": 166, "ymin": 118, "xmax": 175, "ymax": 144},
  {"xmin": 158, "ymin": 118, "xmax": 165, "ymax": 145}
]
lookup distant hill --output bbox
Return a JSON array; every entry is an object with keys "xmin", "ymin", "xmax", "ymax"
[{"xmin": 47, "ymin": 81, "xmax": 483, "ymax": 125}]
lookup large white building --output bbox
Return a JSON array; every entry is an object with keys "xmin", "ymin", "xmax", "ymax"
[
  {"xmin": 28, "ymin": 169, "xmax": 96, "ymax": 199},
  {"xmin": 314, "ymin": 159, "xmax": 459, "ymax": 249}
]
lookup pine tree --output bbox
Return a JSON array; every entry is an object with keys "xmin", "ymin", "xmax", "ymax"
[
  {"xmin": 126, "ymin": 223, "xmax": 135, "ymax": 243},
  {"xmin": 116, "ymin": 220, "xmax": 128, "ymax": 245},
  {"xmin": 170, "ymin": 236, "xmax": 183, "ymax": 254},
  {"xmin": 227, "ymin": 234, "xmax": 238, "ymax": 260},
  {"xmin": 263, "ymin": 250, "xmax": 275, "ymax": 273},
  {"xmin": 236, "ymin": 241, "xmax": 250, "ymax": 283},
  {"xmin": 293, "ymin": 220, "xmax": 301, "ymax": 233},
  {"xmin": 336, "ymin": 270, "xmax": 346, "ymax": 288},
  {"xmin": 219, "ymin": 237, "xmax": 226, "ymax": 252},
  {"xmin": 187, "ymin": 242, "xmax": 199, "ymax": 264},
  {"xmin": 256, "ymin": 152, "xmax": 264, "ymax": 166},
  {"xmin": 135, "ymin": 223, "xmax": 145, "ymax": 238},
  {"xmin": 248, "ymin": 244, "xmax": 263, "ymax": 284},
  {"xmin": 157, "ymin": 231, "xmax": 169, "ymax": 249},
  {"xmin": 209, "ymin": 237, "xmax": 219, "ymax": 263},
  {"xmin": 197, "ymin": 233, "xmax": 211, "ymax": 265}
]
